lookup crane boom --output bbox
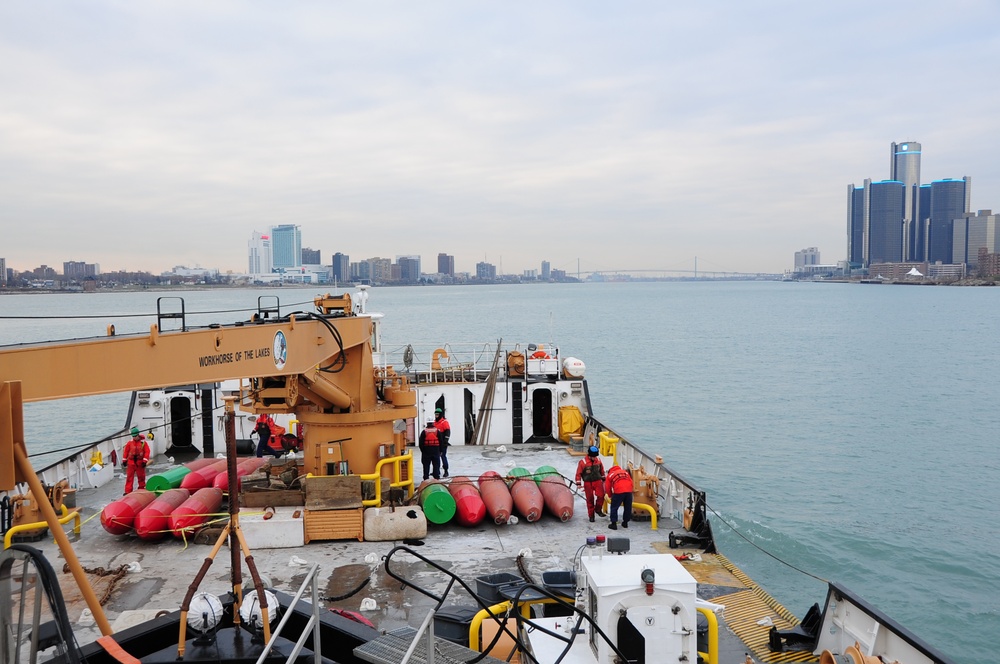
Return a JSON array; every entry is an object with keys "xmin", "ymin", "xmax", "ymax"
[{"xmin": 1, "ymin": 312, "xmax": 367, "ymax": 403}]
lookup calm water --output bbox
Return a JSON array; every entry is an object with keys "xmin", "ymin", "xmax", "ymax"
[{"xmin": 2, "ymin": 282, "xmax": 998, "ymax": 663}]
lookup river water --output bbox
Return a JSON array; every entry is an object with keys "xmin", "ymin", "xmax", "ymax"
[{"xmin": 1, "ymin": 282, "xmax": 997, "ymax": 663}]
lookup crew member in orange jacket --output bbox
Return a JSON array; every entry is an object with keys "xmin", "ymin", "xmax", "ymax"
[
  {"xmin": 418, "ymin": 421, "xmax": 441, "ymax": 481},
  {"xmin": 575, "ymin": 446, "xmax": 606, "ymax": 522},
  {"xmin": 605, "ymin": 465, "xmax": 634, "ymax": 530},
  {"xmin": 122, "ymin": 426, "xmax": 151, "ymax": 494}
]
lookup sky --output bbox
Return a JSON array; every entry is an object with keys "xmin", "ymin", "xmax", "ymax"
[{"xmin": 2, "ymin": 2, "xmax": 999, "ymax": 276}]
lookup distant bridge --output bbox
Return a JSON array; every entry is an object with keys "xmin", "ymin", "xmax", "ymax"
[{"xmin": 575, "ymin": 268, "xmax": 783, "ymax": 281}]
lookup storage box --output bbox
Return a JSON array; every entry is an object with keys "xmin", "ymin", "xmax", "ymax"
[
  {"xmin": 475, "ymin": 572, "xmax": 524, "ymax": 604},
  {"xmin": 303, "ymin": 507, "xmax": 363, "ymax": 543},
  {"xmin": 541, "ymin": 570, "xmax": 576, "ymax": 598},
  {"xmin": 433, "ymin": 606, "xmax": 480, "ymax": 647}
]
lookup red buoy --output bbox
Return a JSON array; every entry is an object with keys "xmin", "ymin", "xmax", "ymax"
[
  {"xmin": 446, "ymin": 476, "xmax": 487, "ymax": 527},
  {"xmin": 538, "ymin": 475, "xmax": 574, "ymax": 522},
  {"xmin": 134, "ymin": 488, "xmax": 190, "ymax": 541},
  {"xmin": 179, "ymin": 459, "xmax": 228, "ymax": 491},
  {"xmin": 100, "ymin": 490, "xmax": 157, "ymax": 535},
  {"xmin": 478, "ymin": 471, "xmax": 513, "ymax": 525},
  {"xmin": 170, "ymin": 487, "xmax": 224, "ymax": 538},
  {"xmin": 213, "ymin": 457, "xmax": 268, "ymax": 491},
  {"xmin": 509, "ymin": 477, "xmax": 543, "ymax": 522}
]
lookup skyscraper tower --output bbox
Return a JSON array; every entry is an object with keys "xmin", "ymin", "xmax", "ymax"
[
  {"xmin": 927, "ymin": 177, "xmax": 971, "ymax": 264},
  {"xmin": 890, "ymin": 141, "xmax": 921, "ymax": 260},
  {"xmin": 867, "ymin": 180, "xmax": 905, "ymax": 264},
  {"xmin": 271, "ymin": 224, "xmax": 302, "ymax": 270}
]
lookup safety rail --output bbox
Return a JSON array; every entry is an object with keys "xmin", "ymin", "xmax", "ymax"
[
  {"xmin": 4, "ymin": 503, "xmax": 82, "ymax": 550},
  {"xmin": 588, "ymin": 418, "xmax": 709, "ymax": 527},
  {"xmin": 359, "ymin": 452, "xmax": 415, "ymax": 507},
  {"xmin": 254, "ymin": 562, "xmax": 322, "ymax": 664}
]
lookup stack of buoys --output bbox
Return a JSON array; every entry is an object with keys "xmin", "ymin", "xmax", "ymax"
[
  {"xmin": 534, "ymin": 466, "xmax": 574, "ymax": 522},
  {"xmin": 446, "ymin": 477, "xmax": 486, "ymax": 527},
  {"xmin": 418, "ymin": 481, "xmax": 456, "ymax": 525},
  {"xmin": 170, "ymin": 487, "xmax": 224, "ymax": 538},
  {"xmin": 101, "ymin": 456, "xmax": 261, "ymax": 541},
  {"xmin": 478, "ymin": 471, "xmax": 513, "ymax": 524},
  {"xmin": 507, "ymin": 468, "xmax": 543, "ymax": 522},
  {"xmin": 407, "ymin": 468, "xmax": 577, "ymax": 529}
]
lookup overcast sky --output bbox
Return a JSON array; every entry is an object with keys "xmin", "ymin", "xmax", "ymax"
[{"xmin": 2, "ymin": 2, "xmax": 999, "ymax": 276}]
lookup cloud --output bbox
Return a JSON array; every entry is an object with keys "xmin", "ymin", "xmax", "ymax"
[{"xmin": 2, "ymin": 1, "xmax": 999, "ymax": 274}]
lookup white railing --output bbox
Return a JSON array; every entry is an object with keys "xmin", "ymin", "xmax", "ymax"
[{"xmin": 255, "ymin": 562, "xmax": 322, "ymax": 664}]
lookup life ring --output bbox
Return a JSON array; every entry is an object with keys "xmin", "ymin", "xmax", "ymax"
[{"xmin": 530, "ymin": 351, "xmax": 550, "ymax": 359}]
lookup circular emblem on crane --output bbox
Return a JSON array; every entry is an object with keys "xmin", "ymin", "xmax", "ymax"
[{"xmin": 273, "ymin": 331, "xmax": 288, "ymax": 370}]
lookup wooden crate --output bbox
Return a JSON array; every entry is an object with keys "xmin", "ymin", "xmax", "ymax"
[
  {"xmin": 304, "ymin": 475, "xmax": 362, "ymax": 510},
  {"xmin": 303, "ymin": 508, "xmax": 364, "ymax": 543}
]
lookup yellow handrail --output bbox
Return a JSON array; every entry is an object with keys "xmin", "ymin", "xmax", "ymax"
[
  {"xmin": 696, "ymin": 605, "xmax": 720, "ymax": 664},
  {"xmin": 358, "ymin": 452, "xmax": 414, "ymax": 507},
  {"xmin": 469, "ymin": 600, "xmax": 534, "ymax": 651},
  {"xmin": 599, "ymin": 497, "xmax": 658, "ymax": 530},
  {"xmin": 4, "ymin": 503, "xmax": 82, "ymax": 550}
]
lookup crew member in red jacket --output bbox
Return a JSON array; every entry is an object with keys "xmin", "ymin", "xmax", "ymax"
[
  {"xmin": 605, "ymin": 464, "xmax": 634, "ymax": 530},
  {"xmin": 575, "ymin": 446, "xmax": 606, "ymax": 522},
  {"xmin": 434, "ymin": 408, "xmax": 451, "ymax": 478},
  {"xmin": 122, "ymin": 426, "xmax": 151, "ymax": 494}
]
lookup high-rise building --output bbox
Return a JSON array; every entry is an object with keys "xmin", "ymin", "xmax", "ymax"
[
  {"xmin": 916, "ymin": 184, "xmax": 932, "ymax": 260},
  {"xmin": 301, "ymin": 247, "xmax": 321, "ymax": 265},
  {"xmin": 927, "ymin": 178, "xmax": 971, "ymax": 264},
  {"xmin": 437, "ymin": 253, "xmax": 455, "ymax": 276},
  {"xmin": 953, "ymin": 209, "xmax": 999, "ymax": 269},
  {"xmin": 271, "ymin": 225, "xmax": 302, "ymax": 269},
  {"xmin": 794, "ymin": 248, "xmax": 820, "ymax": 270},
  {"xmin": 890, "ymin": 141, "xmax": 922, "ymax": 259},
  {"xmin": 541, "ymin": 261, "xmax": 551, "ymax": 280},
  {"xmin": 332, "ymin": 253, "xmax": 350, "ymax": 284},
  {"xmin": 476, "ymin": 262, "xmax": 497, "ymax": 280},
  {"xmin": 248, "ymin": 232, "xmax": 273, "ymax": 275},
  {"xmin": 846, "ymin": 185, "xmax": 866, "ymax": 265},
  {"xmin": 867, "ymin": 180, "xmax": 905, "ymax": 264},
  {"xmin": 0, "ymin": 258, "xmax": 6, "ymax": 286},
  {"xmin": 397, "ymin": 255, "xmax": 421, "ymax": 283}
]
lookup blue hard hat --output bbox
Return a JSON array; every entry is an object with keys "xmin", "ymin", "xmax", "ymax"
[{"xmin": 588, "ymin": 446, "xmax": 599, "ymax": 455}]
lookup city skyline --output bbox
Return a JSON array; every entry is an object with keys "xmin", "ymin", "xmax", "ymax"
[{"xmin": 3, "ymin": 4, "xmax": 1000, "ymax": 275}]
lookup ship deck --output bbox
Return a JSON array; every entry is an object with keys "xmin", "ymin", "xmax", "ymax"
[{"xmin": 23, "ymin": 443, "xmax": 810, "ymax": 663}]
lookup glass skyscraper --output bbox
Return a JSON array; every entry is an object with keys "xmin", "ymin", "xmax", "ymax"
[
  {"xmin": 867, "ymin": 180, "xmax": 905, "ymax": 264},
  {"xmin": 927, "ymin": 178, "xmax": 971, "ymax": 264},
  {"xmin": 846, "ymin": 185, "xmax": 866, "ymax": 265},
  {"xmin": 271, "ymin": 224, "xmax": 302, "ymax": 270}
]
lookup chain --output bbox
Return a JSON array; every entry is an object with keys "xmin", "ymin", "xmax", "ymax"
[{"xmin": 64, "ymin": 563, "xmax": 130, "ymax": 605}]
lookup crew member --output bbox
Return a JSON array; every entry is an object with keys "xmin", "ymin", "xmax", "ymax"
[
  {"xmin": 418, "ymin": 421, "xmax": 441, "ymax": 481},
  {"xmin": 254, "ymin": 414, "xmax": 287, "ymax": 458},
  {"xmin": 575, "ymin": 446, "xmax": 606, "ymax": 522},
  {"xmin": 122, "ymin": 426, "xmax": 151, "ymax": 494},
  {"xmin": 434, "ymin": 408, "xmax": 451, "ymax": 478},
  {"xmin": 605, "ymin": 464, "xmax": 634, "ymax": 530}
]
